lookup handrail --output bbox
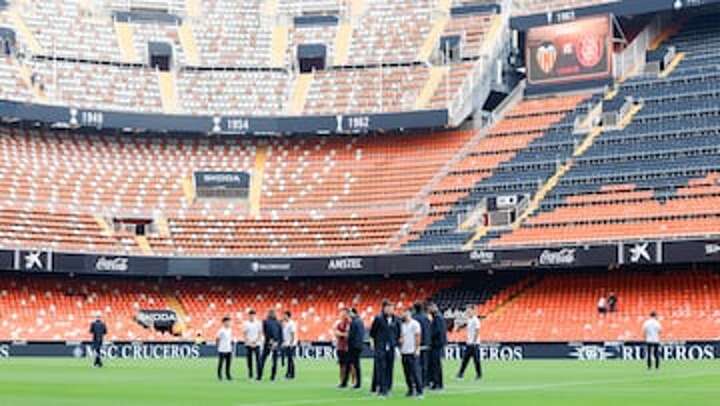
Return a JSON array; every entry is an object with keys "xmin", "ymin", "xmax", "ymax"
[{"xmin": 3, "ymin": 232, "xmax": 719, "ymax": 259}]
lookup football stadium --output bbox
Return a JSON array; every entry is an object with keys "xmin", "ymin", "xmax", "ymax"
[{"xmin": 1, "ymin": 0, "xmax": 720, "ymax": 404}]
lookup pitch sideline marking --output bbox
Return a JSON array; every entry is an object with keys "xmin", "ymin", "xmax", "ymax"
[{"xmin": 234, "ymin": 370, "xmax": 720, "ymax": 406}]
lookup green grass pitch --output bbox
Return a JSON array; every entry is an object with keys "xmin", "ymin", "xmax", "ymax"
[{"xmin": 0, "ymin": 358, "xmax": 718, "ymax": 405}]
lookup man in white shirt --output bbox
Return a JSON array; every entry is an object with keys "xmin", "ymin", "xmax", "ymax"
[
  {"xmin": 216, "ymin": 316, "xmax": 234, "ymax": 381},
  {"xmin": 244, "ymin": 309, "xmax": 262, "ymax": 379},
  {"xmin": 457, "ymin": 306, "xmax": 482, "ymax": 380},
  {"xmin": 642, "ymin": 311, "xmax": 662, "ymax": 370},
  {"xmin": 282, "ymin": 311, "xmax": 298, "ymax": 380},
  {"xmin": 597, "ymin": 296, "xmax": 607, "ymax": 314},
  {"xmin": 399, "ymin": 308, "xmax": 424, "ymax": 398}
]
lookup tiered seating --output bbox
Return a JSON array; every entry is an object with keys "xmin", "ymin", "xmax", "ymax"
[
  {"xmin": 0, "ymin": 127, "xmax": 473, "ymax": 255},
  {"xmin": 429, "ymin": 272, "xmax": 524, "ymax": 313},
  {"xmin": 19, "ymin": 0, "xmax": 124, "ymax": 61},
  {"xmin": 0, "ymin": 209, "xmax": 126, "ymax": 253},
  {"xmin": 0, "ymin": 275, "xmax": 170, "ymax": 341},
  {"xmin": 176, "ymin": 276, "xmax": 457, "ymax": 341},
  {"xmin": 0, "ymin": 57, "xmax": 32, "ymax": 102},
  {"xmin": 152, "ymin": 131, "xmax": 474, "ymax": 255},
  {"xmin": 30, "ymin": 60, "xmax": 162, "ymax": 113},
  {"xmin": 288, "ymin": 23, "xmax": 338, "ymax": 69},
  {"xmin": 442, "ymin": 13, "xmax": 494, "ymax": 58},
  {"xmin": 191, "ymin": 0, "xmax": 273, "ymax": 67},
  {"xmin": 493, "ymin": 14, "xmax": 720, "ymax": 247},
  {"xmin": 0, "ymin": 274, "xmax": 459, "ymax": 341},
  {"xmin": 155, "ymin": 211, "xmax": 412, "ymax": 256},
  {"xmin": 132, "ymin": 23, "xmax": 186, "ymax": 66},
  {"xmin": 177, "ymin": 70, "xmax": 288, "ymax": 115},
  {"xmin": 347, "ymin": 0, "xmax": 433, "ymax": 65},
  {"xmin": 0, "ymin": 0, "xmax": 497, "ymax": 117},
  {"xmin": 304, "ymin": 65, "xmax": 428, "ymax": 115},
  {"xmin": 405, "ymin": 94, "xmax": 593, "ymax": 249},
  {"xmin": 428, "ymin": 61, "xmax": 475, "ymax": 110},
  {"xmin": 482, "ymin": 269, "xmax": 720, "ymax": 341}
]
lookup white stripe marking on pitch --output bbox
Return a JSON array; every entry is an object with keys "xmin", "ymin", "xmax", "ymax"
[{"xmin": 235, "ymin": 370, "xmax": 720, "ymax": 406}]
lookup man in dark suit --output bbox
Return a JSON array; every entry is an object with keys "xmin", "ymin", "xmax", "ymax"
[
  {"xmin": 89, "ymin": 315, "xmax": 107, "ymax": 368},
  {"xmin": 258, "ymin": 309, "xmax": 283, "ymax": 381},
  {"xmin": 341, "ymin": 308, "xmax": 365, "ymax": 389},
  {"xmin": 412, "ymin": 301, "xmax": 432, "ymax": 388},
  {"xmin": 370, "ymin": 300, "xmax": 400, "ymax": 397},
  {"xmin": 428, "ymin": 302, "xmax": 447, "ymax": 390}
]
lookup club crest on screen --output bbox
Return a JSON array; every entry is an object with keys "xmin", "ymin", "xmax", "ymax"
[
  {"xmin": 536, "ymin": 43, "xmax": 558, "ymax": 74},
  {"xmin": 576, "ymin": 35, "xmax": 604, "ymax": 68}
]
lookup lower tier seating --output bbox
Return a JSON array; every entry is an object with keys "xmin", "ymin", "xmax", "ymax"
[
  {"xmin": 2, "ymin": 268, "xmax": 718, "ymax": 342},
  {"xmin": 481, "ymin": 268, "xmax": 720, "ymax": 342}
]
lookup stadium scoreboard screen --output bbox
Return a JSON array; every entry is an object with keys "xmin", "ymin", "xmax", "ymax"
[{"xmin": 526, "ymin": 15, "xmax": 612, "ymax": 85}]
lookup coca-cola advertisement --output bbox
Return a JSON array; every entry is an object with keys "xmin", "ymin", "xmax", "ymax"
[
  {"xmin": 526, "ymin": 15, "xmax": 612, "ymax": 85},
  {"xmin": 538, "ymin": 248, "xmax": 577, "ymax": 266},
  {"xmin": 95, "ymin": 256, "xmax": 129, "ymax": 272}
]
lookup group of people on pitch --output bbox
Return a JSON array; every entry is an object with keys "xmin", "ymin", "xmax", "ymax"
[
  {"xmin": 333, "ymin": 300, "xmax": 482, "ymax": 399},
  {"xmin": 216, "ymin": 309, "xmax": 298, "ymax": 382}
]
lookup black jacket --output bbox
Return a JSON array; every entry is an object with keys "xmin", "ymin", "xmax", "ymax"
[
  {"xmin": 263, "ymin": 318, "xmax": 283, "ymax": 346},
  {"xmin": 348, "ymin": 316, "xmax": 366, "ymax": 351},
  {"xmin": 89, "ymin": 320, "xmax": 107, "ymax": 344},
  {"xmin": 430, "ymin": 312, "xmax": 448, "ymax": 348},
  {"xmin": 413, "ymin": 312, "xmax": 432, "ymax": 347},
  {"xmin": 369, "ymin": 313, "xmax": 400, "ymax": 352}
]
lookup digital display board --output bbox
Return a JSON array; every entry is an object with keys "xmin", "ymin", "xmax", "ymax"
[{"xmin": 526, "ymin": 15, "xmax": 612, "ymax": 85}]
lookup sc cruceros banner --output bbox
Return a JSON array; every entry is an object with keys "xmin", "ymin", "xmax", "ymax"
[{"xmin": 526, "ymin": 15, "xmax": 612, "ymax": 85}]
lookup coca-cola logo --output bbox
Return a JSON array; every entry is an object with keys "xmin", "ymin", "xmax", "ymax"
[
  {"xmin": 95, "ymin": 257, "xmax": 129, "ymax": 272},
  {"xmin": 538, "ymin": 249, "xmax": 576, "ymax": 266}
]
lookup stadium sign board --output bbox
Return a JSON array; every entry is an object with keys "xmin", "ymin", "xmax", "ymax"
[
  {"xmin": 1, "ymin": 341, "xmax": 717, "ymax": 361},
  {"xmin": 0, "ymin": 99, "xmax": 449, "ymax": 136},
  {"xmin": 4, "ymin": 239, "xmax": 720, "ymax": 278},
  {"xmin": 135, "ymin": 310, "xmax": 178, "ymax": 333},
  {"xmin": 526, "ymin": 15, "xmax": 612, "ymax": 86}
]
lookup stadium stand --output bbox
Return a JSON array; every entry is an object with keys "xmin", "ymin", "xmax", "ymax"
[
  {"xmin": 3, "ymin": 268, "xmax": 719, "ymax": 342},
  {"xmin": 0, "ymin": 127, "xmax": 475, "ymax": 255},
  {"xmin": 0, "ymin": 0, "xmax": 498, "ymax": 117},
  {"xmin": 492, "ymin": 13, "xmax": 720, "ymax": 246},
  {"xmin": 346, "ymin": 0, "xmax": 433, "ymax": 65},
  {"xmin": 481, "ymin": 269, "xmax": 720, "ymax": 342},
  {"xmin": 405, "ymin": 94, "xmax": 595, "ymax": 249},
  {"xmin": 0, "ymin": 273, "xmax": 459, "ymax": 341}
]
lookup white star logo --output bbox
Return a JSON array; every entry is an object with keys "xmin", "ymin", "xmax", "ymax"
[
  {"xmin": 25, "ymin": 251, "xmax": 43, "ymax": 269},
  {"xmin": 629, "ymin": 243, "xmax": 651, "ymax": 263}
]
